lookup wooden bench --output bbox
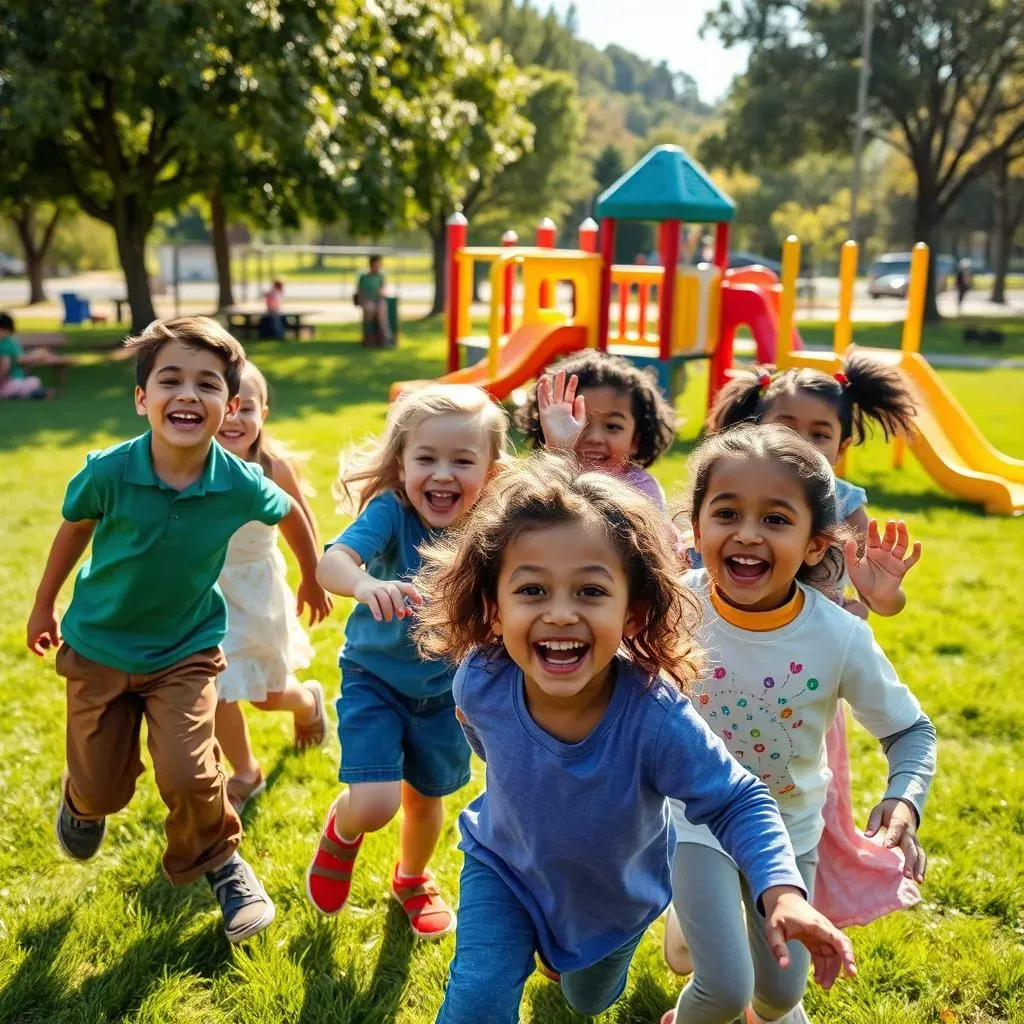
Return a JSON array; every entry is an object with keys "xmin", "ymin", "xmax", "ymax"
[
  {"xmin": 226, "ymin": 310, "xmax": 317, "ymax": 341},
  {"xmin": 18, "ymin": 332, "xmax": 74, "ymax": 393}
]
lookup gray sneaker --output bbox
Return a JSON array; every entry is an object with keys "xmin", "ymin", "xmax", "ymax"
[
  {"xmin": 55, "ymin": 800, "xmax": 106, "ymax": 861},
  {"xmin": 206, "ymin": 854, "xmax": 276, "ymax": 943}
]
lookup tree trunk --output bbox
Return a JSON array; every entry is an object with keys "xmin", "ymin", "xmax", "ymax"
[
  {"xmin": 428, "ymin": 222, "xmax": 446, "ymax": 317},
  {"xmin": 990, "ymin": 157, "xmax": 1009, "ymax": 305},
  {"xmin": 10, "ymin": 200, "xmax": 60, "ymax": 305},
  {"xmin": 113, "ymin": 205, "xmax": 156, "ymax": 332},
  {"xmin": 210, "ymin": 186, "xmax": 234, "ymax": 312},
  {"xmin": 913, "ymin": 205, "xmax": 941, "ymax": 323}
]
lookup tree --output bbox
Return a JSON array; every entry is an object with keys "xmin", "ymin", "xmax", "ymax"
[
  {"xmin": 704, "ymin": 0, "xmax": 1024, "ymax": 320},
  {"xmin": 0, "ymin": 0, "xmax": 404, "ymax": 331},
  {"xmin": 990, "ymin": 148, "xmax": 1024, "ymax": 304}
]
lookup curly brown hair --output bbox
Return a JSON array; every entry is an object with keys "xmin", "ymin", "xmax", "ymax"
[
  {"xmin": 413, "ymin": 451, "xmax": 703, "ymax": 691},
  {"xmin": 515, "ymin": 350, "xmax": 677, "ymax": 467}
]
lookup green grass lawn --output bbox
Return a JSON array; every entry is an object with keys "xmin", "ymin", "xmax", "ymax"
[
  {"xmin": 1, "ymin": 324, "xmax": 1023, "ymax": 1024},
  {"xmin": 797, "ymin": 317, "xmax": 1024, "ymax": 358}
]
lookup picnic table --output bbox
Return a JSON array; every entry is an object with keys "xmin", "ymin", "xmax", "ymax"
[
  {"xmin": 225, "ymin": 309, "xmax": 317, "ymax": 341},
  {"xmin": 112, "ymin": 297, "xmax": 129, "ymax": 323},
  {"xmin": 18, "ymin": 332, "xmax": 74, "ymax": 393}
]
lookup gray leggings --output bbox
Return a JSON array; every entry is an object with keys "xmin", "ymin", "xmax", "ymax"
[{"xmin": 672, "ymin": 843, "xmax": 818, "ymax": 1024}]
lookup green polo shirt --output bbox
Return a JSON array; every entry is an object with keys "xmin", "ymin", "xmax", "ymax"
[{"xmin": 60, "ymin": 433, "xmax": 292, "ymax": 673}]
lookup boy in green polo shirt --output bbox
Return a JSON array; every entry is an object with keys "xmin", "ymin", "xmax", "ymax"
[{"xmin": 26, "ymin": 316, "xmax": 321, "ymax": 944}]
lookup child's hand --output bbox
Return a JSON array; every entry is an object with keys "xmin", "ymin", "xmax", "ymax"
[
  {"xmin": 297, "ymin": 577, "xmax": 333, "ymax": 626},
  {"xmin": 27, "ymin": 603, "xmax": 61, "ymax": 656},
  {"xmin": 865, "ymin": 798, "xmax": 927, "ymax": 882},
  {"xmin": 537, "ymin": 370, "xmax": 586, "ymax": 451},
  {"xmin": 845, "ymin": 519, "xmax": 921, "ymax": 616},
  {"xmin": 761, "ymin": 887, "xmax": 856, "ymax": 989},
  {"xmin": 353, "ymin": 578, "xmax": 422, "ymax": 623}
]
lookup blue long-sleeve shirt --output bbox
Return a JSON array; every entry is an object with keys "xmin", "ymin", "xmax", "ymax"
[{"xmin": 453, "ymin": 648, "xmax": 806, "ymax": 972}]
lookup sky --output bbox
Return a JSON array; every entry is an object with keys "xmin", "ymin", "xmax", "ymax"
[{"xmin": 545, "ymin": 0, "xmax": 749, "ymax": 104}]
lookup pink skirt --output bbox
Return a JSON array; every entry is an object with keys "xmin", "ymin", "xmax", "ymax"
[{"xmin": 0, "ymin": 375, "xmax": 43, "ymax": 398}]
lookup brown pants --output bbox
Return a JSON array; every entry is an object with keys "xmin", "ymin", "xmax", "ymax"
[{"xmin": 56, "ymin": 644, "xmax": 242, "ymax": 885}]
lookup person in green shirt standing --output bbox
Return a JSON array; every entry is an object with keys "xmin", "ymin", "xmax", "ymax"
[
  {"xmin": 0, "ymin": 311, "xmax": 51, "ymax": 399},
  {"xmin": 355, "ymin": 254, "xmax": 393, "ymax": 347},
  {"xmin": 25, "ymin": 316, "xmax": 322, "ymax": 944}
]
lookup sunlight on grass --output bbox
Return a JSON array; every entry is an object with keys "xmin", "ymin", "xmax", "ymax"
[{"xmin": 1, "ymin": 324, "xmax": 1022, "ymax": 1023}]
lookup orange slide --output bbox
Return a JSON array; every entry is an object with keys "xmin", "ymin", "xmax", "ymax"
[
  {"xmin": 390, "ymin": 322, "xmax": 589, "ymax": 402},
  {"xmin": 719, "ymin": 280, "xmax": 803, "ymax": 364}
]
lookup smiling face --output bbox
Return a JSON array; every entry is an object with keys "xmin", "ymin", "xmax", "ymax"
[
  {"xmin": 399, "ymin": 412, "xmax": 493, "ymax": 528},
  {"xmin": 134, "ymin": 340, "xmax": 236, "ymax": 452},
  {"xmin": 217, "ymin": 373, "xmax": 266, "ymax": 459},
  {"xmin": 575, "ymin": 386, "xmax": 639, "ymax": 472},
  {"xmin": 491, "ymin": 521, "xmax": 636, "ymax": 702},
  {"xmin": 694, "ymin": 456, "xmax": 830, "ymax": 611},
  {"xmin": 761, "ymin": 391, "xmax": 849, "ymax": 467}
]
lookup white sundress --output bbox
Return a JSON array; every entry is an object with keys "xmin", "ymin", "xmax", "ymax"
[{"xmin": 217, "ymin": 520, "xmax": 314, "ymax": 703}]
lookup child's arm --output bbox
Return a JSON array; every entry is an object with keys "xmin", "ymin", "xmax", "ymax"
[
  {"xmin": 317, "ymin": 544, "xmax": 421, "ymax": 623},
  {"xmin": 536, "ymin": 370, "xmax": 586, "ymax": 451},
  {"xmin": 26, "ymin": 519, "xmax": 96, "ymax": 655},
  {"xmin": 277, "ymin": 502, "xmax": 332, "ymax": 626},
  {"xmin": 844, "ymin": 518, "xmax": 921, "ymax": 616},
  {"xmin": 271, "ymin": 459, "xmax": 331, "ymax": 625}
]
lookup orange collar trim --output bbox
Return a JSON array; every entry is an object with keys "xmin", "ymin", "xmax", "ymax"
[{"xmin": 710, "ymin": 585, "xmax": 805, "ymax": 631}]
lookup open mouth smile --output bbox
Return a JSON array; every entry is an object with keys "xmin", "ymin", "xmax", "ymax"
[
  {"xmin": 168, "ymin": 410, "xmax": 204, "ymax": 429},
  {"xmin": 724, "ymin": 554, "xmax": 771, "ymax": 586},
  {"xmin": 533, "ymin": 639, "xmax": 592, "ymax": 674},
  {"xmin": 425, "ymin": 490, "xmax": 460, "ymax": 512}
]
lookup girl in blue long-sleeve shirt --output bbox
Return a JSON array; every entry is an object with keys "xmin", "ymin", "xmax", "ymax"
[{"xmin": 413, "ymin": 451, "xmax": 856, "ymax": 1024}]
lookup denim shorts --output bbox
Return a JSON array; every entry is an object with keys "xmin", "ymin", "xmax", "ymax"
[{"xmin": 336, "ymin": 661, "xmax": 471, "ymax": 798}]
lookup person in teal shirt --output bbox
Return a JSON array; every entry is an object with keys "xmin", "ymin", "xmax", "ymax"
[
  {"xmin": 355, "ymin": 254, "xmax": 393, "ymax": 346},
  {"xmin": 25, "ymin": 316, "xmax": 321, "ymax": 944},
  {"xmin": 0, "ymin": 311, "xmax": 50, "ymax": 399}
]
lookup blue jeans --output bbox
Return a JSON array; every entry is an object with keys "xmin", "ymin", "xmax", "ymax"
[{"xmin": 435, "ymin": 853, "xmax": 645, "ymax": 1024}]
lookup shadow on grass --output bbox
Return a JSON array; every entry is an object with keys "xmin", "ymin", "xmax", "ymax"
[
  {"xmin": 0, "ymin": 911, "xmax": 75, "ymax": 1022},
  {"xmin": 293, "ymin": 901, "xmax": 415, "ymax": 1024}
]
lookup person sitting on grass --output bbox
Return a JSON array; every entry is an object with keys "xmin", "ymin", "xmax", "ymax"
[
  {"xmin": 355, "ymin": 254, "xmax": 393, "ymax": 347},
  {"xmin": 25, "ymin": 316, "xmax": 322, "ymax": 945},
  {"xmin": 0, "ymin": 311, "xmax": 54, "ymax": 400}
]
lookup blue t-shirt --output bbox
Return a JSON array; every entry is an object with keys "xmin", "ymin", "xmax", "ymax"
[
  {"xmin": 835, "ymin": 477, "xmax": 868, "ymax": 521},
  {"xmin": 453, "ymin": 648, "xmax": 805, "ymax": 972},
  {"xmin": 329, "ymin": 491, "xmax": 452, "ymax": 698}
]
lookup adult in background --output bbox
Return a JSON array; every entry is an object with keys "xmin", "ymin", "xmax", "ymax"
[
  {"xmin": 356, "ymin": 255, "xmax": 393, "ymax": 348},
  {"xmin": 955, "ymin": 259, "xmax": 973, "ymax": 315}
]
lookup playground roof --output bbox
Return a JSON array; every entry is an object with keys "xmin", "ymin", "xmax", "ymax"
[{"xmin": 595, "ymin": 145, "xmax": 735, "ymax": 223}]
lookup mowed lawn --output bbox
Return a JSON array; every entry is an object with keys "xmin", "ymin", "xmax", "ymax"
[{"xmin": 1, "ymin": 322, "xmax": 1023, "ymax": 1024}]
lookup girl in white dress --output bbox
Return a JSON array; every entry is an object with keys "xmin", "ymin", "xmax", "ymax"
[{"xmin": 214, "ymin": 362, "xmax": 333, "ymax": 812}]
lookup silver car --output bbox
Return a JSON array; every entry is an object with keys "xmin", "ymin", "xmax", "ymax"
[{"xmin": 868, "ymin": 252, "xmax": 953, "ymax": 298}]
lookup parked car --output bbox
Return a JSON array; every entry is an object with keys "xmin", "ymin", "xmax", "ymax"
[
  {"xmin": 0, "ymin": 252, "xmax": 26, "ymax": 277},
  {"xmin": 728, "ymin": 251, "xmax": 783, "ymax": 275},
  {"xmin": 868, "ymin": 252, "xmax": 954, "ymax": 298}
]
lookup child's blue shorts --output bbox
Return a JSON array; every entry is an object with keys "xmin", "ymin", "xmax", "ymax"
[{"xmin": 336, "ymin": 660, "xmax": 471, "ymax": 798}]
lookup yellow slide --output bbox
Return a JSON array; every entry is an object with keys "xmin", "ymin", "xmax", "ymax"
[
  {"xmin": 788, "ymin": 347, "xmax": 1024, "ymax": 515},
  {"xmin": 900, "ymin": 352, "xmax": 1024, "ymax": 516}
]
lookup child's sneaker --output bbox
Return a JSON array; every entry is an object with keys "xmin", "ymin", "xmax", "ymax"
[
  {"xmin": 55, "ymin": 799, "xmax": 106, "ymax": 861},
  {"xmin": 306, "ymin": 810, "xmax": 362, "ymax": 914},
  {"xmin": 663, "ymin": 904, "xmax": 693, "ymax": 975},
  {"xmin": 206, "ymin": 853, "xmax": 276, "ymax": 943},
  {"xmin": 390, "ymin": 863, "xmax": 456, "ymax": 940},
  {"xmin": 226, "ymin": 769, "xmax": 265, "ymax": 815}
]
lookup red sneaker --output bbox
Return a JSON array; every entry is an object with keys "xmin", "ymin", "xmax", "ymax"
[
  {"xmin": 390, "ymin": 864, "xmax": 456, "ymax": 940},
  {"xmin": 305, "ymin": 810, "xmax": 362, "ymax": 914}
]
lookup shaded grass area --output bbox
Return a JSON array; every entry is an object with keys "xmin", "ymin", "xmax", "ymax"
[{"xmin": 1, "ymin": 326, "xmax": 1023, "ymax": 1023}]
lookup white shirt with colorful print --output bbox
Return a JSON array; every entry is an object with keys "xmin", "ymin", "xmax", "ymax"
[{"xmin": 671, "ymin": 569, "xmax": 924, "ymax": 857}]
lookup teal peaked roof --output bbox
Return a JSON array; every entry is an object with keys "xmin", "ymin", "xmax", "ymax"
[{"xmin": 595, "ymin": 145, "xmax": 735, "ymax": 223}]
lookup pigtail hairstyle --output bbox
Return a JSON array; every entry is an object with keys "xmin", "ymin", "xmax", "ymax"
[
  {"xmin": 413, "ymin": 451, "xmax": 703, "ymax": 692},
  {"xmin": 841, "ymin": 349, "xmax": 917, "ymax": 444},
  {"xmin": 515, "ymin": 350, "xmax": 676, "ymax": 467},
  {"xmin": 704, "ymin": 369, "xmax": 768, "ymax": 433}
]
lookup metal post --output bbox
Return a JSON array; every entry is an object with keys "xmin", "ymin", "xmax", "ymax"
[
  {"xmin": 501, "ymin": 230, "xmax": 518, "ymax": 334},
  {"xmin": 536, "ymin": 217, "xmax": 556, "ymax": 307},
  {"xmin": 446, "ymin": 213, "xmax": 469, "ymax": 373},
  {"xmin": 849, "ymin": 0, "xmax": 874, "ymax": 243},
  {"xmin": 657, "ymin": 220, "xmax": 681, "ymax": 362},
  {"xmin": 173, "ymin": 244, "xmax": 181, "ymax": 318},
  {"xmin": 597, "ymin": 219, "xmax": 616, "ymax": 352}
]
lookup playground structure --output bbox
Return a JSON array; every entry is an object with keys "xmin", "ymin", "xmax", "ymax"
[{"xmin": 391, "ymin": 144, "xmax": 1023, "ymax": 516}]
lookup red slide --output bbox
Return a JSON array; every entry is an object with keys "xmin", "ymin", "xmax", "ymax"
[
  {"xmin": 391, "ymin": 322, "xmax": 589, "ymax": 402},
  {"xmin": 719, "ymin": 280, "xmax": 803, "ymax": 364}
]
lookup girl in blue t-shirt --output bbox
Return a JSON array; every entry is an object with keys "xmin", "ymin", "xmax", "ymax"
[
  {"xmin": 306, "ymin": 384, "xmax": 510, "ymax": 941},
  {"xmin": 412, "ymin": 451, "xmax": 855, "ymax": 1024}
]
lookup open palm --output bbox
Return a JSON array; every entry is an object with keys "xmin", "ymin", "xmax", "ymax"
[
  {"xmin": 537, "ymin": 369, "xmax": 586, "ymax": 451},
  {"xmin": 845, "ymin": 519, "xmax": 921, "ymax": 608}
]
